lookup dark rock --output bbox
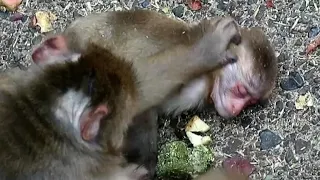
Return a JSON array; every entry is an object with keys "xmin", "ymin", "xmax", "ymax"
[
  {"xmin": 285, "ymin": 148, "xmax": 296, "ymax": 163},
  {"xmin": 299, "ymin": 85, "xmax": 309, "ymax": 95},
  {"xmin": 172, "ymin": 5, "xmax": 185, "ymax": 18},
  {"xmin": 247, "ymin": 0, "xmax": 257, "ymax": 5},
  {"xmin": 222, "ymin": 138, "xmax": 243, "ymax": 154},
  {"xmin": 275, "ymin": 101, "xmax": 284, "ymax": 112},
  {"xmin": 285, "ymin": 93, "xmax": 292, "ymax": 99},
  {"xmin": 0, "ymin": 11, "xmax": 9, "ymax": 19},
  {"xmin": 308, "ymin": 26, "xmax": 320, "ymax": 38},
  {"xmin": 240, "ymin": 117, "xmax": 252, "ymax": 128},
  {"xmin": 73, "ymin": 11, "xmax": 83, "ymax": 18},
  {"xmin": 32, "ymin": 35, "xmax": 43, "ymax": 46},
  {"xmin": 304, "ymin": 69, "xmax": 315, "ymax": 81},
  {"xmin": 314, "ymin": 77, "xmax": 320, "ymax": 83},
  {"xmin": 294, "ymin": 139, "xmax": 311, "ymax": 154},
  {"xmin": 259, "ymin": 113, "xmax": 266, "ymax": 120},
  {"xmin": 140, "ymin": 0, "xmax": 150, "ymax": 8},
  {"xmin": 280, "ymin": 71, "xmax": 304, "ymax": 91},
  {"xmin": 300, "ymin": 124, "xmax": 310, "ymax": 133},
  {"xmin": 277, "ymin": 51, "xmax": 289, "ymax": 62},
  {"xmin": 9, "ymin": 13, "xmax": 26, "ymax": 22},
  {"xmin": 285, "ymin": 101, "xmax": 295, "ymax": 109},
  {"xmin": 259, "ymin": 129, "xmax": 282, "ymax": 150}
]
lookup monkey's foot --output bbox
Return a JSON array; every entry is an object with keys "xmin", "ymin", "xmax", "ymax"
[{"xmin": 0, "ymin": 0, "xmax": 22, "ymax": 11}]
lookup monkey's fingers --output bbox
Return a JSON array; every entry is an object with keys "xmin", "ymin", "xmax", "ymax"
[{"xmin": 216, "ymin": 17, "xmax": 242, "ymax": 47}]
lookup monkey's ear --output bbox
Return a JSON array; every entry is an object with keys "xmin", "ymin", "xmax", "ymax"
[
  {"xmin": 80, "ymin": 104, "xmax": 109, "ymax": 142},
  {"xmin": 32, "ymin": 35, "xmax": 81, "ymax": 67}
]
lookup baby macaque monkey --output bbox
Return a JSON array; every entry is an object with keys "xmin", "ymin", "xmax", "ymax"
[{"xmin": 0, "ymin": 16, "xmax": 241, "ymax": 179}]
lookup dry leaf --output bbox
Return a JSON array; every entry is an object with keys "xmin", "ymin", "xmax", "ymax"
[
  {"xmin": 185, "ymin": 115, "xmax": 210, "ymax": 133},
  {"xmin": 0, "ymin": 0, "xmax": 22, "ymax": 11},
  {"xmin": 32, "ymin": 11, "xmax": 57, "ymax": 33},
  {"xmin": 161, "ymin": 7, "xmax": 169, "ymax": 14},
  {"xmin": 266, "ymin": 0, "xmax": 275, "ymax": 8},
  {"xmin": 186, "ymin": 131, "xmax": 212, "ymax": 147},
  {"xmin": 187, "ymin": 0, "xmax": 202, "ymax": 11},
  {"xmin": 306, "ymin": 34, "xmax": 320, "ymax": 55},
  {"xmin": 295, "ymin": 92, "xmax": 314, "ymax": 110}
]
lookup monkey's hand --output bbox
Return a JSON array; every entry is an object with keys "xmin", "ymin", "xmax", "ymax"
[{"xmin": 193, "ymin": 17, "xmax": 241, "ymax": 70}]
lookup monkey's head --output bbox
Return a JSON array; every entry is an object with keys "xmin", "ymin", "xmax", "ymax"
[
  {"xmin": 211, "ymin": 27, "xmax": 277, "ymax": 118},
  {"xmin": 32, "ymin": 36, "xmax": 137, "ymax": 150}
]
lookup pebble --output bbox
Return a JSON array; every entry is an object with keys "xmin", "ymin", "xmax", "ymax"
[
  {"xmin": 222, "ymin": 138, "xmax": 243, "ymax": 154},
  {"xmin": 9, "ymin": 13, "xmax": 27, "ymax": 22},
  {"xmin": 240, "ymin": 116, "xmax": 253, "ymax": 128},
  {"xmin": 280, "ymin": 71, "xmax": 304, "ymax": 91},
  {"xmin": 259, "ymin": 129, "xmax": 282, "ymax": 150},
  {"xmin": 284, "ymin": 148, "xmax": 295, "ymax": 163},
  {"xmin": 308, "ymin": 26, "xmax": 320, "ymax": 38},
  {"xmin": 294, "ymin": 139, "xmax": 311, "ymax": 154},
  {"xmin": 275, "ymin": 101, "xmax": 284, "ymax": 112},
  {"xmin": 172, "ymin": 5, "xmax": 185, "ymax": 18},
  {"xmin": 140, "ymin": 0, "xmax": 150, "ymax": 8}
]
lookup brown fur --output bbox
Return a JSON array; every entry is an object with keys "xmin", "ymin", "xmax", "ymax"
[{"xmin": 1, "ymin": 13, "xmax": 241, "ymax": 179}]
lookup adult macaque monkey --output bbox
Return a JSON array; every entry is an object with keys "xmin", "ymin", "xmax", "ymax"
[
  {"xmin": 31, "ymin": 9, "xmax": 277, "ymax": 179},
  {"xmin": 33, "ymin": 10, "xmax": 277, "ymax": 119},
  {"xmin": 0, "ymin": 15, "xmax": 241, "ymax": 179}
]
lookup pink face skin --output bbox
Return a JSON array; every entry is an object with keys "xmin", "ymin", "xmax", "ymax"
[{"xmin": 211, "ymin": 78, "xmax": 260, "ymax": 118}]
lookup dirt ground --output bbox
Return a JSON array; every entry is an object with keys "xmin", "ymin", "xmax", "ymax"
[{"xmin": 0, "ymin": 0, "xmax": 319, "ymax": 179}]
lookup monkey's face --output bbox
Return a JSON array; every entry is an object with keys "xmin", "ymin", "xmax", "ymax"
[{"xmin": 210, "ymin": 45, "xmax": 274, "ymax": 118}]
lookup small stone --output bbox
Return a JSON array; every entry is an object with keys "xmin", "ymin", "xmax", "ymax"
[
  {"xmin": 280, "ymin": 71, "xmax": 304, "ymax": 91},
  {"xmin": 294, "ymin": 139, "xmax": 311, "ymax": 154},
  {"xmin": 240, "ymin": 117, "xmax": 253, "ymax": 128},
  {"xmin": 140, "ymin": 0, "xmax": 150, "ymax": 8},
  {"xmin": 259, "ymin": 113, "xmax": 266, "ymax": 120},
  {"xmin": 275, "ymin": 101, "xmax": 284, "ymax": 112},
  {"xmin": 172, "ymin": 5, "xmax": 185, "ymax": 18},
  {"xmin": 73, "ymin": 11, "xmax": 83, "ymax": 18},
  {"xmin": 299, "ymin": 85, "xmax": 310, "ymax": 95},
  {"xmin": 300, "ymin": 124, "xmax": 310, "ymax": 133},
  {"xmin": 284, "ymin": 148, "xmax": 295, "ymax": 163},
  {"xmin": 222, "ymin": 138, "xmax": 243, "ymax": 154},
  {"xmin": 308, "ymin": 26, "xmax": 320, "ymax": 38},
  {"xmin": 32, "ymin": 35, "xmax": 43, "ymax": 46},
  {"xmin": 314, "ymin": 77, "xmax": 320, "ymax": 83},
  {"xmin": 286, "ymin": 101, "xmax": 295, "ymax": 109},
  {"xmin": 259, "ymin": 129, "xmax": 282, "ymax": 150},
  {"xmin": 9, "ymin": 13, "xmax": 27, "ymax": 22}
]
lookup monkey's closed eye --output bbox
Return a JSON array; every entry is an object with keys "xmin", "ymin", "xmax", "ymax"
[{"xmin": 225, "ymin": 50, "xmax": 238, "ymax": 64}]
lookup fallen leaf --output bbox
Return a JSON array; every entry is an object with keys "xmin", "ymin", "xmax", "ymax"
[
  {"xmin": 223, "ymin": 156, "xmax": 255, "ymax": 176},
  {"xmin": 32, "ymin": 11, "xmax": 57, "ymax": 33},
  {"xmin": 187, "ymin": 0, "xmax": 202, "ymax": 11},
  {"xmin": 295, "ymin": 92, "xmax": 314, "ymax": 110},
  {"xmin": 266, "ymin": 0, "xmax": 275, "ymax": 8},
  {"xmin": 161, "ymin": 7, "xmax": 169, "ymax": 14},
  {"xmin": 186, "ymin": 131, "xmax": 212, "ymax": 147},
  {"xmin": 185, "ymin": 115, "xmax": 210, "ymax": 133},
  {"xmin": 9, "ymin": 12, "xmax": 25, "ymax": 22},
  {"xmin": 306, "ymin": 34, "xmax": 320, "ymax": 55},
  {"xmin": 0, "ymin": 0, "xmax": 22, "ymax": 11}
]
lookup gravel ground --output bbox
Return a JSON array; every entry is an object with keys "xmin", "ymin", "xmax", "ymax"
[{"xmin": 1, "ymin": 0, "xmax": 320, "ymax": 179}]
